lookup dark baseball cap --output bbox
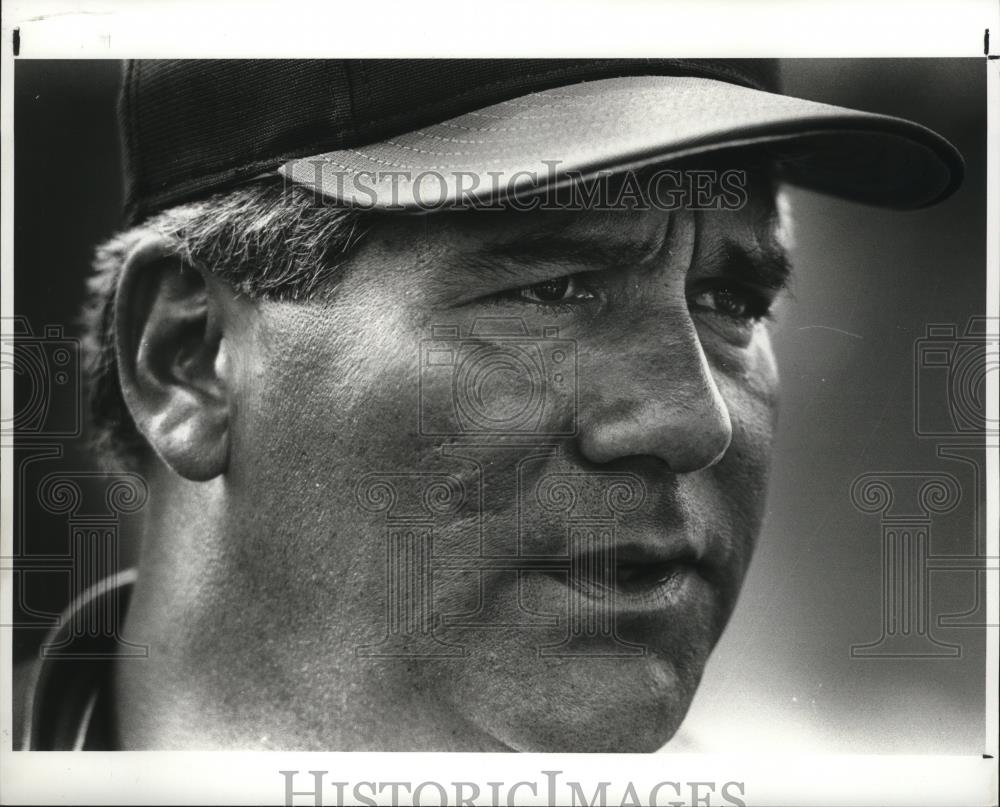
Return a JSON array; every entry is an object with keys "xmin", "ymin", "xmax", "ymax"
[{"xmin": 119, "ymin": 58, "xmax": 964, "ymax": 223}]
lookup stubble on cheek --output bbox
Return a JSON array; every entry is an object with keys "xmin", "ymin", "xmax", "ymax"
[{"xmin": 702, "ymin": 325, "xmax": 780, "ymax": 627}]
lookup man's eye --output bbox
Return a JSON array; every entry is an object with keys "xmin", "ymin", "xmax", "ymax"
[
  {"xmin": 513, "ymin": 276, "xmax": 595, "ymax": 305},
  {"xmin": 689, "ymin": 285, "xmax": 771, "ymax": 321}
]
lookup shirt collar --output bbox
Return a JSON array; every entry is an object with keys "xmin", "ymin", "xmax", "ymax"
[{"xmin": 21, "ymin": 569, "xmax": 137, "ymax": 750}]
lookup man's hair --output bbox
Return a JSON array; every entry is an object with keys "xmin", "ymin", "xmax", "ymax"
[{"xmin": 82, "ymin": 176, "xmax": 370, "ymax": 469}]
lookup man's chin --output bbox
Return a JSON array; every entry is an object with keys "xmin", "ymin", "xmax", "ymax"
[
  {"xmin": 449, "ymin": 653, "xmax": 700, "ymax": 753},
  {"xmin": 501, "ymin": 700, "xmax": 691, "ymax": 754}
]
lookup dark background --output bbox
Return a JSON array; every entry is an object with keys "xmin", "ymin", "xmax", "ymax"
[{"xmin": 10, "ymin": 59, "xmax": 988, "ymax": 752}]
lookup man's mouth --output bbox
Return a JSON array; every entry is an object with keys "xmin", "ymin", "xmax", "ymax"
[
  {"xmin": 542, "ymin": 542, "xmax": 706, "ymax": 612},
  {"xmin": 614, "ymin": 559, "xmax": 689, "ymax": 592}
]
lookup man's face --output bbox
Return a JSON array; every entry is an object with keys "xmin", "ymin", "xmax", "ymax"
[{"xmin": 210, "ymin": 178, "xmax": 786, "ymax": 751}]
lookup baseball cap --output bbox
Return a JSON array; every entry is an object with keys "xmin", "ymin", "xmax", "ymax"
[{"xmin": 119, "ymin": 59, "xmax": 964, "ymax": 223}]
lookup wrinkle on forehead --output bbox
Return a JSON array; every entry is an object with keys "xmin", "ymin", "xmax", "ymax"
[
  {"xmin": 350, "ymin": 175, "xmax": 783, "ymax": 294},
  {"xmin": 350, "ymin": 206, "xmax": 683, "ymax": 300}
]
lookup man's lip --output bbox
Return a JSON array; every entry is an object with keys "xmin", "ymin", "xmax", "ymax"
[
  {"xmin": 601, "ymin": 541, "xmax": 701, "ymax": 568},
  {"xmin": 540, "ymin": 539, "xmax": 711, "ymax": 608},
  {"xmin": 570, "ymin": 539, "xmax": 704, "ymax": 577},
  {"xmin": 540, "ymin": 561, "xmax": 703, "ymax": 615}
]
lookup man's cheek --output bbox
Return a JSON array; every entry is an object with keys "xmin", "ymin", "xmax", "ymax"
[
  {"xmin": 712, "ymin": 328, "xmax": 780, "ymax": 460},
  {"xmin": 707, "ymin": 341, "xmax": 779, "ymax": 578},
  {"xmin": 259, "ymin": 312, "xmax": 421, "ymax": 436}
]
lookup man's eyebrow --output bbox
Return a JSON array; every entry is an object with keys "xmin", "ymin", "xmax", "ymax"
[
  {"xmin": 702, "ymin": 239, "xmax": 794, "ymax": 291},
  {"xmin": 462, "ymin": 232, "xmax": 666, "ymax": 278},
  {"xmin": 441, "ymin": 228, "xmax": 793, "ymax": 291}
]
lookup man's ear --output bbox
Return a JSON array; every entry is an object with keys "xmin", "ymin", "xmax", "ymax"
[{"xmin": 114, "ymin": 233, "xmax": 234, "ymax": 481}]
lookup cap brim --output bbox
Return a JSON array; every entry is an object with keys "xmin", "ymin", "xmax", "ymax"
[{"xmin": 278, "ymin": 75, "xmax": 964, "ymax": 211}]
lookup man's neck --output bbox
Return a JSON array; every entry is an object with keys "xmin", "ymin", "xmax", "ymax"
[{"xmin": 114, "ymin": 528, "xmax": 508, "ymax": 749}]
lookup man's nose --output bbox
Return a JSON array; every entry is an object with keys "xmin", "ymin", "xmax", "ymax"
[{"xmin": 577, "ymin": 323, "xmax": 733, "ymax": 474}]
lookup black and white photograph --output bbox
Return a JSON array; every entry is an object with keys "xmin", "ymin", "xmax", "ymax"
[{"xmin": 1, "ymin": 2, "xmax": 997, "ymax": 805}]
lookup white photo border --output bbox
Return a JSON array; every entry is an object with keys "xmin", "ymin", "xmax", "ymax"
[{"xmin": 1, "ymin": 1, "xmax": 997, "ymax": 805}]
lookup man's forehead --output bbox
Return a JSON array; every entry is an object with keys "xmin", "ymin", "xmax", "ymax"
[{"xmin": 365, "ymin": 179, "xmax": 786, "ymax": 276}]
